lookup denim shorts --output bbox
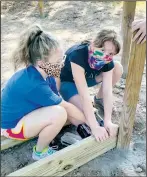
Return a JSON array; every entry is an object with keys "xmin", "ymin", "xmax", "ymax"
[{"xmin": 60, "ymin": 79, "xmax": 100, "ymax": 101}]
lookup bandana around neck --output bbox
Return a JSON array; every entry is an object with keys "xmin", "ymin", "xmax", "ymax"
[{"xmin": 88, "ymin": 46, "xmax": 113, "ymax": 70}]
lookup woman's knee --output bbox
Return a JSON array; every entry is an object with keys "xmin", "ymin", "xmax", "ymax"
[
  {"xmin": 114, "ymin": 61, "xmax": 123, "ymax": 77},
  {"xmin": 22, "ymin": 106, "xmax": 67, "ymax": 138},
  {"xmin": 49, "ymin": 105, "xmax": 67, "ymax": 124}
]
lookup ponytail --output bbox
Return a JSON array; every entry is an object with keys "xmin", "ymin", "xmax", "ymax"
[{"xmin": 12, "ymin": 25, "xmax": 59, "ymax": 70}]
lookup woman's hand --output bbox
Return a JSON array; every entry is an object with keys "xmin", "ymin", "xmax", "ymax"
[
  {"xmin": 91, "ymin": 125, "xmax": 109, "ymax": 142},
  {"xmin": 132, "ymin": 19, "xmax": 146, "ymax": 44}
]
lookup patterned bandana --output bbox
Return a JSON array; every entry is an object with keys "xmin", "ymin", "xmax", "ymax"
[
  {"xmin": 38, "ymin": 62, "xmax": 63, "ymax": 78},
  {"xmin": 88, "ymin": 47, "xmax": 113, "ymax": 70}
]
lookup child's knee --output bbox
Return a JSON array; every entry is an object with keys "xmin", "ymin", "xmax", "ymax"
[{"xmin": 114, "ymin": 61, "xmax": 123, "ymax": 76}]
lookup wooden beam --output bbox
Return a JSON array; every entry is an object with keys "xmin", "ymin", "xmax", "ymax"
[
  {"xmin": 38, "ymin": 0, "xmax": 44, "ymax": 17},
  {"xmin": 117, "ymin": 36, "xmax": 146, "ymax": 148},
  {"xmin": 1, "ymin": 136, "xmax": 7, "ymax": 141},
  {"xmin": 8, "ymin": 136, "xmax": 117, "ymax": 176},
  {"xmin": 1, "ymin": 137, "xmax": 29, "ymax": 151},
  {"xmin": 121, "ymin": 1, "xmax": 136, "ymax": 79}
]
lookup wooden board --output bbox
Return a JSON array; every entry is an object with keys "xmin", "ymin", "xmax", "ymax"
[
  {"xmin": 1, "ymin": 136, "xmax": 7, "ymax": 141},
  {"xmin": 121, "ymin": 1, "xmax": 136, "ymax": 78},
  {"xmin": 8, "ymin": 135, "xmax": 117, "ymax": 176},
  {"xmin": 38, "ymin": 0, "xmax": 44, "ymax": 17},
  {"xmin": 1, "ymin": 137, "xmax": 28, "ymax": 151},
  {"xmin": 117, "ymin": 38, "xmax": 146, "ymax": 148}
]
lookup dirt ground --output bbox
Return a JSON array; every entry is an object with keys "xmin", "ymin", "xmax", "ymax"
[{"xmin": 1, "ymin": 1, "xmax": 146, "ymax": 176}]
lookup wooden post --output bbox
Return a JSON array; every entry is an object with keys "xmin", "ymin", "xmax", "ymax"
[
  {"xmin": 117, "ymin": 36, "xmax": 146, "ymax": 148},
  {"xmin": 121, "ymin": 1, "xmax": 136, "ymax": 79},
  {"xmin": 38, "ymin": 0, "xmax": 44, "ymax": 17}
]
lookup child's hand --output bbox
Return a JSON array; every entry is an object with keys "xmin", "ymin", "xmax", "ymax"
[
  {"xmin": 104, "ymin": 121, "xmax": 119, "ymax": 137},
  {"xmin": 91, "ymin": 125, "xmax": 109, "ymax": 142}
]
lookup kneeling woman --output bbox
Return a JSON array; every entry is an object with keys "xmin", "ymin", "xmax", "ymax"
[
  {"xmin": 1, "ymin": 25, "xmax": 87, "ymax": 160},
  {"xmin": 60, "ymin": 29, "xmax": 123, "ymax": 142}
]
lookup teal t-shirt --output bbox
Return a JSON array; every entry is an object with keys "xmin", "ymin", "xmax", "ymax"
[{"xmin": 1, "ymin": 65, "xmax": 62, "ymax": 129}]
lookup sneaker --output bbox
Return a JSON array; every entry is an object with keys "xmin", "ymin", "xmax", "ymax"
[
  {"xmin": 94, "ymin": 96, "xmax": 115, "ymax": 113},
  {"xmin": 93, "ymin": 96, "xmax": 104, "ymax": 118},
  {"xmin": 32, "ymin": 145, "xmax": 57, "ymax": 161},
  {"xmin": 61, "ymin": 132, "xmax": 82, "ymax": 146},
  {"xmin": 94, "ymin": 111, "xmax": 104, "ymax": 127},
  {"xmin": 93, "ymin": 96, "xmax": 104, "ymax": 111}
]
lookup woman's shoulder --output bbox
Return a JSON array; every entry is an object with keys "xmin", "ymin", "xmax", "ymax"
[
  {"xmin": 2, "ymin": 66, "xmax": 44, "ymax": 94},
  {"xmin": 4, "ymin": 67, "xmax": 27, "ymax": 85}
]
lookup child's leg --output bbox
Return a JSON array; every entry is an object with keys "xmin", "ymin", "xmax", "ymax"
[
  {"xmin": 60, "ymin": 100, "xmax": 88, "ymax": 126},
  {"xmin": 68, "ymin": 95, "xmax": 83, "ymax": 112},
  {"xmin": 59, "ymin": 82, "xmax": 85, "ymax": 125},
  {"xmin": 96, "ymin": 61, "xmax": 123, "ymax": 99},
  {"xmin": 11, "ymin": 106, "xmax": 67, "ymax": 152},
  {"xmin": 60, "ymin": 81, "xmax": 98, "ymax": 115}
]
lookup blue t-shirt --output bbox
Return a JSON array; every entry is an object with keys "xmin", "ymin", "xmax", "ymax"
[
  {"xmin": 60, "ymin": 43, "xmax": 114, "ymax": 82},
  {"xmin": 1, "ymin": 65, "xmax": 62, "ymax": 129}
]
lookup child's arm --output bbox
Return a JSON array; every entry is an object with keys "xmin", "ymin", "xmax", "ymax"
[
  {"xmin": 71, "ymin": 62, "xmax": 108, "ymax": 141},
  {"xmin": 102, "ymin": 70, "xmax": 119, "ymax": 137}
]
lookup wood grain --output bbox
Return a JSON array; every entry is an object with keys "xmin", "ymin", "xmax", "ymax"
[
  {"xmin": 117, "ymin": 38, "xmax": 146, "ymax": 148},
  {"xmin": 8, "ymin": 136, "xmax": 117, "ymax": 176},
  {"xmin": 121, "ymin": 1, "xmax": 136, "ymax": 79},
  {"xmin": 1, "ymin": 137, "xmax": 28, "ymax": 151},
  {"xmin": 38, "ymin": 0, "xmax": 44, "ymax": 17}
]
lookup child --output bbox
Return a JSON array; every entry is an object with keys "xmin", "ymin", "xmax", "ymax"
[
  {"xmin": 60, "ymin": 29, "xmax": 123, "ymax": 142},
  {"xmin": 1, "ymin": 25, "xmax": 87, "ymax": 160}
]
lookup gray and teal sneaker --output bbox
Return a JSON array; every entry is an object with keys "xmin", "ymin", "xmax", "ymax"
[
  {"xmin": 93, "ymin": 96, "xmax": 104, "ymax": 111},
  {"xmin": 32, "ymin": 145, "xmax": 57, "ymax": 161}
]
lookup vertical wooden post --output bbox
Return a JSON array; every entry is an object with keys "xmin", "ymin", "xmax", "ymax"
[
  {"xmin": 121, "ymin": 1, "xmax": 136, "ymax": 79},
  {"xmin": 38, "ymin": 0, "xmax": 44, "ymax": 17},
  {"xmin": 117, "ymin": 36, "xmax": 146, "ymax": 148},
  {"xmin": 31, "ymin": 1, "xmax": 36, "ymax": 6}
]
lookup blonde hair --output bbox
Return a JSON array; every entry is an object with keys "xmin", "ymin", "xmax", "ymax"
[
  {"xmin": 93, "ymin": 29, "xmax": 121, "ymax": 54},
  {"xmin": 12, "ymin": 25, "xmax": 59, "ymax": 70}
]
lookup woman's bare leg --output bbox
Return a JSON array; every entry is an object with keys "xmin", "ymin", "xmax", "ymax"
[{"xmin": 11, "ymin": 106, "xmax": 67, "ymax": 152}]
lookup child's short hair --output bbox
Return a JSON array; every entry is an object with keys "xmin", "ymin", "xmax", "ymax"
[
  {"xmin": 93, "ymin": 29, "xmax": 121, "ymax": 54},
  {"xmin": 12, "ymin": 25, "xmax": 59, "ymax": 70}
]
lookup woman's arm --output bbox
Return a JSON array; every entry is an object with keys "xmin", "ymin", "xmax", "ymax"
[{"xmin": 71, "ymin": 62, "xmax": 108, "ymax": 141}]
